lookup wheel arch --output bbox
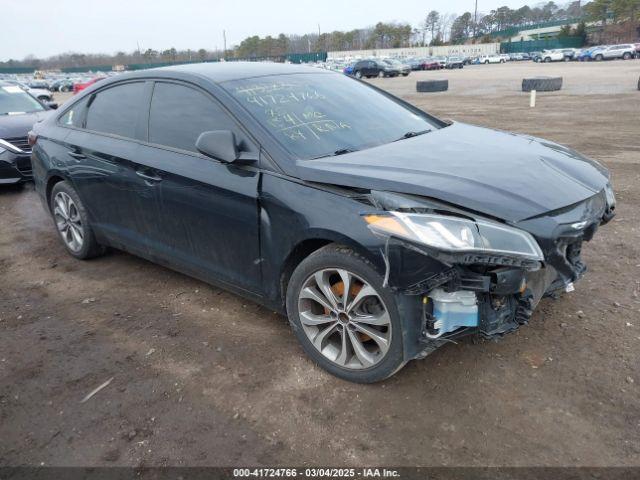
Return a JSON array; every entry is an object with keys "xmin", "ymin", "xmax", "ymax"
[
  {"xmin": 45, "ymin": 173, "xmax": 69, "ymax": 211},
  {"xmin": 278, "ymin": 231, "xmax": 382, "ymax": 310}
]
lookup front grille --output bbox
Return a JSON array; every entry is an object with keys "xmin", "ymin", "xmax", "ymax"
[
  {"xmin": 15, "ymin": 155, "xmax": 32, "ymax": 175},
  {"xmin": 4, "ymin": 136, "xmax": 31, "ymax": 153}
]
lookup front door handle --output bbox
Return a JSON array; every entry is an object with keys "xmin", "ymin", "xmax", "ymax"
[
  {"xmin": 68, "ymin": 151, "xmax": 86, "ymax": 160},
  {"xmin": 135, "ymin": 169, "xmax": 162, "ymax": 183}
]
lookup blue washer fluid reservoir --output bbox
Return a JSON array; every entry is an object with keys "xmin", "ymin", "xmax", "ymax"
[{"xmin": 426, "ymin": 288, "xmax": 479, "ymax": 339}]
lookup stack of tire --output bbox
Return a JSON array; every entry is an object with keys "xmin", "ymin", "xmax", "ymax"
[
  {"xmin": 522, "ymin": 77, "xmax": 562, "ymax": 92},
  {"xmin": 416, "ymin": 80, "xmax": 448, "ymax": 93}
]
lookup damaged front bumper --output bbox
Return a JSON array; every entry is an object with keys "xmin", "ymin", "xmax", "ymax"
[{"xmin": 366, "ymin": 187, "xmax": 615, "ymax": 360}]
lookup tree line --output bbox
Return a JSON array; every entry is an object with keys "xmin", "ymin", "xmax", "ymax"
[{"xmin": 2, "ymin": 0, "xmax": 639, "ymax": 70}]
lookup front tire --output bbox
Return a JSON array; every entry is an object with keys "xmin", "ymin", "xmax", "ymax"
[
  {"xmin": 286, "ymin": 245, "xmax": 406, "ymax": 383},
  {"xmin": 355, "ymin": 70, "xmax": 362, "ymax": 79},
  {"xmin": 50, "ymin": 181, "xmax": 105, "ymax": 260}
]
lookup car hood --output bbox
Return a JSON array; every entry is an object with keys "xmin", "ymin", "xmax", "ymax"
[
  {"xmin": 0, "ymin": 111, "xmax": 48, "ymax": 139},
  {"xmin": 295, "ymin": 122, "xmax": 609, "ymax": 222}
]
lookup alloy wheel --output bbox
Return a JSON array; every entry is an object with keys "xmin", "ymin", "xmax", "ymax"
[
  {"xmin": 297, "ymin": 268, "xmax": 392, "ymax": 370},
  {"xmin": 53, "ymin": 192, "xmax": 84, "ymax": 252}
]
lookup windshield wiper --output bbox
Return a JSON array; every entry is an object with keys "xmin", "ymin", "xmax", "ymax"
[
  {"xmin": 333, "ymin": 147, "xmax": 357, "ymax": 155},
  {"xmin": 394, "ymin": 129, "xmax": 432, "ymax": 142},
  {"xmin": 311, "ymin": 147, "xmax": 359, "ymax": 159}
]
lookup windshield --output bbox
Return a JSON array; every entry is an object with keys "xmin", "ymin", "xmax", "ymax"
[
  {"xmin": 224, "ymin": 73, "xmax": 438, "ymax": 160},
  {"xmin": 0, "ymin": 85, "xmax": 44, "ymax": 115}
]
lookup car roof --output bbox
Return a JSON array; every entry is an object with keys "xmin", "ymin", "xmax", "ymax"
[{"xmin": 152, "ymin": 61, "xmax": 332, "ymax": 83}]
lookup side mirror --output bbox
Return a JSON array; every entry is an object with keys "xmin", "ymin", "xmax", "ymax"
[
  {"xmin": 46, "ymin": 101, "xmax": 58, "ymax": 110},
  {"xmin": 196, "ymin": 130, "xmax": 238, "ymax": 163}
]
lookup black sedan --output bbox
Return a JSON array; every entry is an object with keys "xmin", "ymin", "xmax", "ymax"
[
  {"xmin": 31, "ymin": 63, "xmax": 615, "ymax": 383},
  {"xmin": 0, "ymin": 82, "xmax": 56, "ymax": 185}
]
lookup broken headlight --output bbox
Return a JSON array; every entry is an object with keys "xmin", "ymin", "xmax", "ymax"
[{"xmin": 365, "ymin": 212, "xmax": 544, "ymax": 261}]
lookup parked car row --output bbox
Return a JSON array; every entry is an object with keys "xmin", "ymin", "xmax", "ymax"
[
  {"xmin": 0, "ymin": 71, "xmax": 120, "ymax": 98},
  {"xmin": 576, "ymin": 44, "xmax": 639, "ymax": 61},
  {"xmin": 530, "ymin": 44, "xmax": 639, "ymax": 63}
]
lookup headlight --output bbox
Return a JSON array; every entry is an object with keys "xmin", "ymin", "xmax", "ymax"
[
  {"xmin": 604, "ymin": 183, "xmax": 616, "ymax": 208},
  {"xmin": 364, "ymin": 212, "xmax": 544, "ymax": 261}
]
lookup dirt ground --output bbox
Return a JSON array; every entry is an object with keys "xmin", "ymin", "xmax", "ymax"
[{"xmin": 1, "ymin": 61, "xmax": 639, "ymax": 467}]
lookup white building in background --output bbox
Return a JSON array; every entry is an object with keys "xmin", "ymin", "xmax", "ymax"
[{"xmin": 327, "ymin": 43, "xmax": 500, "ymax": 61}]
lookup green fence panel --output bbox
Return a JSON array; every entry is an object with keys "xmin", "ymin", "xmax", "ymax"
[
  {"xmin": 286, "ymin": 52, "xmax": 327, "ymax": 63},
  {"xmin": 61, "ymin": 65, "xmax": 114, "ymax": 73},
  {"xmin": 0, "ymin": 52, "xmax": 328, "ymax": 76},
  {"xmin": 488, "ymin": 18, "xmax": 585, "ymax": 39},
  {"xmin": 0, "ymin": 67, "xmax": 37, "ymax": 74},
  {"xmin": 501, "ymin": 37, "xmax": 583, "ymax": 53}
]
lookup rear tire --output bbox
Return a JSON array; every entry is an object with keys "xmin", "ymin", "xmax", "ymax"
[
  {"xmin": 623, "ymin": 52, "xmax": 631, "ymax": 60},
  {"xmin": 49, "ymin": 181, "xmax": 105, "ymax": 260},
  {"xmin": 286, "ymin": 245, "xmax": 406, "ymax": 383}
]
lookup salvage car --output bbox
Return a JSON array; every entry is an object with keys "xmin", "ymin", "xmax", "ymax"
[
  {"xmin": 30, "ymin": 63, "xmax": 616, "ymax": 383},
  {"xmin": 478, "ymin": 54, "xmax": 504, "ymax": 64},
  {"xmin": 383, "ymin": 59, "xmax": 410, "ymax": 76},
  {"xmin": 0, "ymin": 81, "xmax": 56, "ymax": 184},
  {"xmin": 593, "ymin": 44, "xmax": 637, "ymax": 61},
  {"xmin": 538, "ymin": 49, "xmax": 565, "ymax": 62},
  {"xmin": 445, "ymin": 56, "xmax": 464, "ymax": 69}
]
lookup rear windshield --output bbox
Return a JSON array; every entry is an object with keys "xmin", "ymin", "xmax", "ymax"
[
  {"xmin": 0, "ymin": 85, "xmax": 44, "ymax": 115},
  {"xmin": 223, "ymin": 73, "xmax": 438, "ymax": 160}
]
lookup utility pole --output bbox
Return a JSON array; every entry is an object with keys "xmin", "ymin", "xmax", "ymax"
[
  {"xmin": 473, "ymin": 0, "xmax": 478, "ymax": 38},
  {"xmin": 223, "ymin": 30, "xmax": 227, "ymax": 59}
]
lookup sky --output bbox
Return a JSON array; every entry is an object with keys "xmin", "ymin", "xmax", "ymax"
[{"xmin": 3, "ymin": 0, "xmax": 532, "ymax": 61}]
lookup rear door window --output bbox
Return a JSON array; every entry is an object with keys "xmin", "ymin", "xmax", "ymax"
[
  {"xmin": 85, "ymin": 82, "xmax": 145, "ymax": 139},
  {"xmin": 59, "ymin": 98, "xmax": 88, "ymax": 128}
]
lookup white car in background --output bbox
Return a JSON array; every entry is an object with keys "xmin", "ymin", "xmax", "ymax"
[
  {"xmin": 539, "ymin": 49, "xmax": 565, "ymax": 62},
  {"xmin": 499, "ymin": 54, "xmax": 510, "ymax": 62},
  {"xmin": 5, "ymin": 81, "xmax": 53, "ymax": 102},
  {"xmin": 594, "ymin": 44, "xmax": 636, "ymax": 61},
  {"xmin": 478, "ymin": 54, "xmax": 504, "ymax": 64}
]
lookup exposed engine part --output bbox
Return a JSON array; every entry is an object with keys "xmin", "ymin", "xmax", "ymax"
[
  {"xmin": 422, "ymin": 289, "xmax": 479, "ymax": 339},
  {"xmin": 514, "ymin": 290, "xmax": 535, "ymax": 326},
  {"xmin": 478, "ymin": 293, "xmax": 519, "ymax": 336}
]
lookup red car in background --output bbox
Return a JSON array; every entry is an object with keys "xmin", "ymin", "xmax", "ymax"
[
  {"xmin": 419, "ymin": 58, "xmax": 442, "ymax": 70},
  {"xmin": 73, "ymin": 77, "xmax": 105, "ymax": 94}
]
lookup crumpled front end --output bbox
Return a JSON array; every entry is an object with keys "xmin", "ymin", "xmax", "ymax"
[{"xmin": 363, "ymin": 187, "xmax": 615, "ymax": 359}]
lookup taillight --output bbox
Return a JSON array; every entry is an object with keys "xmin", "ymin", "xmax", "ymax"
[{"xmin": 28, "ymin": 131, "xmax": 38, "ymax": 147}]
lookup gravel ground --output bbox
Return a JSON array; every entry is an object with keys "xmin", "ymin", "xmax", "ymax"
[{"xmin": 1, "ymin": 60, "xmax": 639, "ymax": 467}]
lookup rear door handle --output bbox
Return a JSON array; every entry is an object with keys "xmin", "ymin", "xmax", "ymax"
[
  {"xmin": 68, "ymin": 151, "xmax": 86, "ymax": 160},
  {"xmin": 135, "ymin": 169, "xmax": 163, "ymax": 183}
]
